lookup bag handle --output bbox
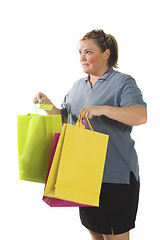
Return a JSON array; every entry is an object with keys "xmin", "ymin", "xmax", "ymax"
[
  {"xmin": 82, "ymin": 118, "xmax": 88, "ymax": 129},
  {"xmin": 31, "ymin": 104, "xmax": 39, "ymax": 118},
  {"xmin": 78, "ymin": 114, "xmax": 94, "ymax": 132}
]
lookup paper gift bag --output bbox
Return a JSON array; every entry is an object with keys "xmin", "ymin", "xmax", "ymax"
[
  {"xmin": 44, "ymin": 115, "xmax": 109, "ymax": 206},
  {"xmin": 17, "ymin": 106, "xmax": 62, "ymax": 183},
  {"xmin": 43, "ymin": 132, "xmax": 91, "ymax": 207}
]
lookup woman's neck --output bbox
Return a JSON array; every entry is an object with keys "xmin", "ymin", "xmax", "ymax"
[{"xmin": 89, "ymin": 67, "xmax": 109, "ymax": 86}]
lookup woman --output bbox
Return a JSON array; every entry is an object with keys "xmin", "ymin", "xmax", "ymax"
[{"xmin": 33, "ymin": 29, "xmax": 147, "ymax": 240}]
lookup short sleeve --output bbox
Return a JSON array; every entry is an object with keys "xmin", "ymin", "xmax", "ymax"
[{"xmin": 119, "ymin": 76, "xmax": 147, "ymax": 108}]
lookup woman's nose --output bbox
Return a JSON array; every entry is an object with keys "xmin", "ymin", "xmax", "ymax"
[{"xmin": 80, "ymin": 53, "xmax": 87, "ymax": 61}]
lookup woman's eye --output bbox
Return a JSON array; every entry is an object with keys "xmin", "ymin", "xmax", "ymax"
[{"xmin": 79, "ymin": 50, "xmax": 92, "ymax": 55}]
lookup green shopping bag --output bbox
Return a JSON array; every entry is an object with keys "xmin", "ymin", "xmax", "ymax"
[{"xmin": 17, "ymin": 104, "xmax": 62, "ymax": 183}]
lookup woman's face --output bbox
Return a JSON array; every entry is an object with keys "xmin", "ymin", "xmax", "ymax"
[{"xmin": 79, "ymin": 39, "xmax": 110, "ymax": 76}]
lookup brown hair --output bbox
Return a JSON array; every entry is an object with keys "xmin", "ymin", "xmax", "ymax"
[{"xmin": 81, "ymin": 29, "xmax": 119, "ymax": 68}]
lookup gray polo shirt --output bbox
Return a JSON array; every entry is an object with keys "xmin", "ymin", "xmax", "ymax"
[{"xmin": 61, "ymin": 67, "xmax": 147, "ymax": 184}]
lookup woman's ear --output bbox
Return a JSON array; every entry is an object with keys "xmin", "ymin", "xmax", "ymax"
[{"xmin": 104, "ymin": 49, "xmax": 110, "ymax": 60}]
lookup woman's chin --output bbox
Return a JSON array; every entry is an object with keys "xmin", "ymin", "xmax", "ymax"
[{"xmin": 82, "ymin": 68, "xmax": 90, "ymax": 74}]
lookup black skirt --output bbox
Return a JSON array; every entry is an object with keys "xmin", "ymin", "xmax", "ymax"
[{"xmin": 79, "ymin": 171, "xmax": 140, "ymax": 235}]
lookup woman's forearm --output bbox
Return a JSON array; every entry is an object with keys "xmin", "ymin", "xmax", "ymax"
[
  {"xmin": 101, "ymin": 105, "xmax": 147, "ymax": 126},
  {"xmin": 80, "ymin": 105, "xmax": 147, "ymax": 126},
  {"xmin": 46, "ymin": 106, "xmax": 68, "ymax": 125},
  {"xmin": 46, "ymin": 105, "xmax": 61, "ymax": 115}
]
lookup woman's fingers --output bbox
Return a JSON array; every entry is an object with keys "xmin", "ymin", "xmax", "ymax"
[
  {"xmin": 80, "ymin": 109, "xmax": 93, "ymax": 119},
  {"xmin": 33, "ymin": 92, "xmax": 45, "ymax": 103},
  {"xmin": 33, "ymin": 95, "xmax": 38, "ymax": 104},
  {"xmin": 33, "ymin": 92, "xmax": 53, "ymax": 105}
]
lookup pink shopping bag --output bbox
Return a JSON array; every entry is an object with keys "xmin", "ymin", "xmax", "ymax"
[{"xmin": 42, "ymin": 133, "xmax": 91, "ymax": 207}]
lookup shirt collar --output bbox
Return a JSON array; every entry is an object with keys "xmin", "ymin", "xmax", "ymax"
[{"xmin": 84, "ymin": 67, "xmax": 115, "ymax": 82}]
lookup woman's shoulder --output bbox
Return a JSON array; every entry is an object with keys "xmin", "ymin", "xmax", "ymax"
[
  {"xmin": 114, "ymin": 69, "xmax": 133, "ymax": 80},
  {"xmin": 113, "ymin": 69, "xmax": 136, "ymax": 86}
]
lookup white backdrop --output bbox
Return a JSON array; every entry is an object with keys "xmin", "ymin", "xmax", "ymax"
[{"xmin": 0, "ymin": 0, "xmax": 159, "ymax": 239}]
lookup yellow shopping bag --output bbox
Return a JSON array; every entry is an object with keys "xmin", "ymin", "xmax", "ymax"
[{"xmin": 44, "ymin": 115, "xmax": 109, "ymax": 206}]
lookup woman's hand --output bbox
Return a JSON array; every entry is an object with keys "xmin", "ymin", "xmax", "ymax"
[
  {"xmin": 33, "ymin": 92, "xmax": 53, "ymax": 105},
  {"xmin": 79, "ymin": 106, "xmax": 103, "ymax": 119},
  {"xmin": 33, "ymin": 92, "xmax": 61, "ymax": 115}
]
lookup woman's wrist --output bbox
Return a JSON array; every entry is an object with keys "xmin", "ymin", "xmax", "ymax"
[
  {"xmin": 46, "ymin": 105, "xmax": 61, "ymax": 115},
  {"xmin": 99, "ymin": 106, "xmax": 109, "ymax": 116}
]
